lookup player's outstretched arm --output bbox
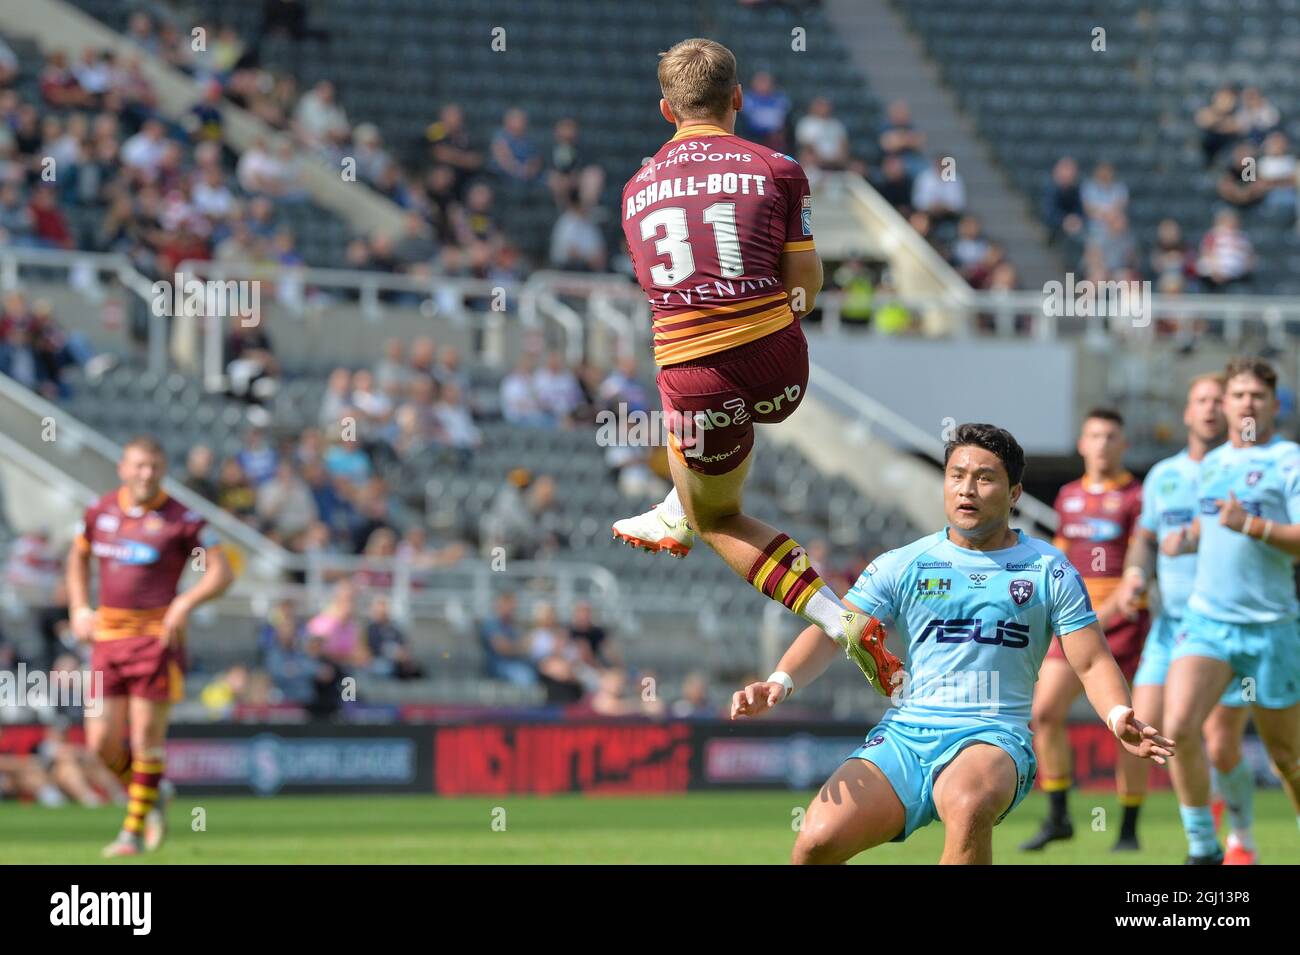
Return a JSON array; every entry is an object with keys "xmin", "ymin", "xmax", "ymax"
[
  {"xmin": 1059, "ymin": 622, "xmax": 1175, "ymax": 764},
  {"xmin": 160, "ymin": 545, "xmax": 235, "ymax": 647},
  {"xmin": 730, "ymin": 623, "xmax": 839, "ymax": 719}
]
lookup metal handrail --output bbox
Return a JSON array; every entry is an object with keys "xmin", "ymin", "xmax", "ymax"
[{"xmin": 808, "ymin": 359, "xmax": 1059, "ymax": 533}]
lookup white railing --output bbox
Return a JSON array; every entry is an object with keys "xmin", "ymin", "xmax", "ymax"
[{"xmin": 808, "ymin": 360, "xmax": 1059, "ymax": 533}]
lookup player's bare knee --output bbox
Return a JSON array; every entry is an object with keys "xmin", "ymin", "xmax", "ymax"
[{"xmin": 791, "ymin": 822, "xmax": 844, "ymax": 865}]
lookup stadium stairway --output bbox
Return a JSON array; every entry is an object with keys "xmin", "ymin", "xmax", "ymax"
[{"xmin": 825, "ymin": 0, "xmax": 1067, "ymax": 288}]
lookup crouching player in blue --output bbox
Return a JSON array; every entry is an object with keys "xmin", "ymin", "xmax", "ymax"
[{"xmin": 731, "ymin": 423, "xmax": 1174, "ymax": 864}]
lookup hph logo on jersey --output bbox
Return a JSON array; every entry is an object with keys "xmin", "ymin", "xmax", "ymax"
[
  {"xmin": 50, "ymin": 885, "xmax": 151, "ymax": 935},
  {"xmin": 1009, "ymin": 579, "xmax": 1034, "ymax": 606}
]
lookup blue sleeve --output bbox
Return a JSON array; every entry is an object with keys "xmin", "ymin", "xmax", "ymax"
[
  {"xmin": 845, "ymin": 550, "xmax": 903, "ymax": 622},
  {"xmin": 1281, "ymin": 451, "xmax": 1300, "ymax": 523},
  {"xmin": 1048, "ymin": 555, "xmax": 1098, "ymax": 635},
  {"xmin": 1138, "ymin": 466, "xmax": 1159, "ymax": 534}
]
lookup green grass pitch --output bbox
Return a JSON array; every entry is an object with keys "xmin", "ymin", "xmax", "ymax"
[{"xmin": 2, "ymin": 790, "xmax": 1296, "ymax": 864}]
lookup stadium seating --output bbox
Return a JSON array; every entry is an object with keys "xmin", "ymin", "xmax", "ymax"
[{"xmin": 893, "ymin": 0, "xmax": 1300, "ymax": 292}]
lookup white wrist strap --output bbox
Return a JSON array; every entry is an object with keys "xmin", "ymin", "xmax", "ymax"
[
  {"xmin": 1106, "ymin": 704, "xmax": 1132, "ymax": 739},
  {"xmin": 768, "ymin": 670, "xmax": 794, "ymax": 700}
]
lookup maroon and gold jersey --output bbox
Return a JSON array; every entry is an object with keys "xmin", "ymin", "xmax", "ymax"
[
  {"xmin": 74, "ymin": 488, "xmax": 216, "ymax": 640},
  {"xmin": 1052, "ymin": 473, "xmax": 1143, "ymax": 607},
  {"xmin": 621, "ymin": 123, "xmax": 815, "ymax": 366}
]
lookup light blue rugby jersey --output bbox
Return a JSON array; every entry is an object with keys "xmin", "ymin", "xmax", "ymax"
[
  {"xmin": 846, "ymin": 529, "xmax": 1097, "ymax": 732},
  {"xmin": 1138, "ymin": 449, "xmax": 1203, "ymax": 618},
  {"xmin": 1187, "ymin": 435, "xmax": 1300, "ymax": 624}
]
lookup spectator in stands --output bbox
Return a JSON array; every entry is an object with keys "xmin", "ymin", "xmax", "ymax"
[
  {"xmin": 740, "ymin": 70, "xmax": 791, "ymax": 151},
  {"xmin": 569, "ymin": 600, "xmax": 618, "ymax": 671},
  {"xmin": 185, "ymin": 80, "xmax": 225, "ymax": 144},
  {"xmin": 257, "ymin": 458, "xmax": 318, "ymax": 543},
  {"xmin": 324, "ymin": 427, "xmax": 372, "ymax": 482},
  {"xmin": 365, "ymin": 595, "xmax": 423, "ymax": 680},
  {"xmin": 501, "ymin": 353, "xmax": 552, "ymax": 427},
  {"xmin": 1148, "ymin": 218, "xmax": 1196, "ymax": 287},
  {"xmin": 1257, "ymin": 131, "xmax": 1298, "ymax": 218},
  {"xmin": 795, "ymin": 96, "xmax": 852, "ymax": 176},
  {"xmin": 120, "ymin": 118, "xmax": 168, "ymax": 176},
  {"xmin": 264, "ymin": 610, "xmax": 315, "ymax": 705},
  {"xmin": 1080, "ymin": 161, "xmax": 1128, "ymax": 235},
  {"xmin": 528, "ymin": 602, "xmax": 590, "ymax": 703},
  {"xmin": 293, "ymin": 80, "xmax": 350, "ymax": 151},
  {"xmin": 433, "ymin": 343, "xmax": 470, "ymax": 397},
  {"xmin": 1196, "ymin": 85, "xmax": 1242, "ymax": 167},
  {"xmin": 870, "ymin": 154, "xmax": 913, "ymax": 217},
  {"xmin": 225, "ymin": 319, "xmax": 280, "ymax": 403},
  {"xmin": 354, "ymin": 527, "xmax": 398, "ymax": 589},
  {"xmin": 1041, "ymin": 156, "xmax": 1085, "ymax": 243},
  {"xmin": 450, "ymin": 180, "xmax": 501, "ymax": 256},
  {"xmin": 302, "ymin": 630, "xmax": 345, "ymax": 717},
  {"xmin": 1197, "ymin": 208, "xmax": 1255, "ymax": 292},
  {"xmin": 28, "ymin": 185, "xmax": 72, "ymax": 249},
  {"xmin": 912, "ymin": 155, "xmax": 965, "ymax": 226},
  {"xmin": 546, "ymin": 117, "xmax": 604, "ymax": 212},
  {"xmin": 951, "ymin": 215, "xmax": 989, "ymax": 274},
  {"xmin": 479, "ymin": 592, "xmax": 537, "ymax": 687},
  {"xmin": 306, "ymin": 579, "xmax": 362, "ymax": 668},
  {"xmin": 393, "ymin": 211, "xmax": 439, "ymax": 275},
  {"xmin": 39, "ymin": 50, "xmax": 91, "ymax": 110},
  {"xmin": 550, "ymin": 200, "xmax": 607, "ymax": 271},
  {"xmin": 533, "ymin": 350, "xmax": 585, "ymax": 426},
  {"xmin": 1217, "ymin": 141, "xmax": 1262, "ymax": 208},
  {"xmin": 432, "ymin": 381, "xmax": 481, "ymax": 463},
  {"xmin": 237, "ymin": 426, "xmax": 279, "ymax": 486},
  {"xmin": 1237, "ymin": 86, "xmax": 1281, "ymax": 146},
  {"xmin": 590, "ymin": 668, "xmax": 664, "ymax": 717},
  {"xmin": 301, "ymin": 460, "xmax": 349, "ymax": 539},
  {"xmin": 349, "ymin": 367, "xmax": 394, "ymax": 434},
  {"xmin": 490, "ymin": 107, "xmax": 542, "ymax": 185},
  {"xmin": 1085, "ymin": 210, "xmax": 1139, "ymax": 277},
  {"xmin": 426, "ymin": 103, "xmax": 482, "ymax": 199},
  {"xmin": 350, "ymin": 122, "xmax": 393, "ymax": 186},
  {"xmin": 183, "ymin": 444, "xmax": 219, "ymax": 500},
  {"xmin": 0, "ymin": 181, "xmax": 34, "ymax": 246},
  {"xmin": 597, "ymin": 354, "xmax": 649, "ymax": 413},
  {"xmin": 877, "ymin": 99, "xmax": 927, "ymax": 177},
  {"xmin": 671, "ymin": 672, "xmax": 716, "ymax": 718},
  {"xmin": 319, "ymin": 367, "xmax": 353, "ymax": 429},
  {"xmin": 215, "ymin": 457, "xmax": 257, "ymax": 519}
]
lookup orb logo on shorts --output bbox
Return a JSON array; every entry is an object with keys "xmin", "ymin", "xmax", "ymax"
[
  {"xmin": 692, "ymin": 385, "xmax": 801, "ymax": 429},
  {"xmin": 1009, "ymin": 579, "xmax": 1034, "ymax": 606}
]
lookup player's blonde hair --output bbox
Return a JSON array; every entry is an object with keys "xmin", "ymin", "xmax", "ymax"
[
  {"xmin": 1187, "ymin": 371, "xmax": 1226, "ymax": 395},
  {"xmin": 657, "ymin": 38, "xmax": 737, "ymax": 122}
]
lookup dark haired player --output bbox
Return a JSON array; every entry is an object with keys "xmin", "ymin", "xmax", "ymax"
[
  {"xmin": 732, "ymin": 424, "xmax": 1172, "ymax": 864},
  {"xmin": 68, "ymin": 436, "xmax": 233, "ymax": 857}
]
